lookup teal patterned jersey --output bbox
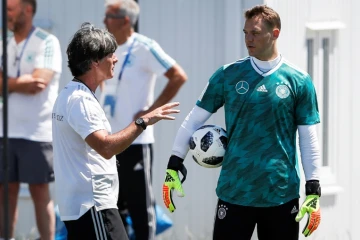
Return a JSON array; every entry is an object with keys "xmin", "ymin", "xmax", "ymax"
[{"xmin": 196, "ymin": 57, "xmax": 320, "ymax": 207}]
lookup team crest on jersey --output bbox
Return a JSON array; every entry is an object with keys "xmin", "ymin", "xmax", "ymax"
[
  {"xmin": 235, "ymin": 81, "xmax": 249, "ymax": 94},
  {"xmin": 276, "ymin": 85, "xmax": 290, "ymax": 99},
  {"xmin": 217, "ymin": 204, "xmax": 228, "ymax": 219},
  {"xmin": 26, "ymin": 52, "xmax": 36, "ymax": 63}
]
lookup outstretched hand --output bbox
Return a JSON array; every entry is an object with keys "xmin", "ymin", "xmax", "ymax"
[{"xmin": 141, "ymin": 102, "xmax": 180, "ymax": 126}]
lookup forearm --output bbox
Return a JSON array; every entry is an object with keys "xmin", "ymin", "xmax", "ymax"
[
  {"xmin": 172, "ymin": 106, "xmax": 212, "ymax": 158},
  {"xmin": 100, "ymin": 122, "xmax": 144, "ymax": 159},
  {"xmin": 298, "ymin": 124, "xmax": 321, "ymax": 181},
  {"xmin": 0, "ymin": 76, "xmax": 21, "ymax": 93}
]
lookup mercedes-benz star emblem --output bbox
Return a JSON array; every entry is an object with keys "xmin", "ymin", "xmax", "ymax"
[{"xmin": 235, "ymin": 81, "xmax": 249, "ymax": 94}]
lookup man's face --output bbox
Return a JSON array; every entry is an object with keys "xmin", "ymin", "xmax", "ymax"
[
  {"xmin": 98, "ymin": 52, "xmax": 118, "ymax": 80},
  {"xmin": 7, "ymin": 0, "xmax": 27, "ymax": 32},
  {"xmin": 243, "ymin": 16, "xmax": 277, "ymax": 60},
  {"xmin": 104, "ymin": 5, "xmax": 125, "ymax": 35}
]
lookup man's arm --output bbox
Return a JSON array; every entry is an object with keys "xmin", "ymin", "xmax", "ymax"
[
  {"xmin": 134, "ymin": 63, "xmax": 187, "ymax": 119},
  {"xmin": 0, "ymin": 68, "xmax": 54, "ymax": 95},
  {"xmin": 85, "ymin": 102, "xmax": 180, "ymax": 159}
]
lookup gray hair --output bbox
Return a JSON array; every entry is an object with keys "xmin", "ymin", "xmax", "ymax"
[
  {"xmin": 67, "ymin": 22, "xmax": 117, "ymax": 77},
  {"xmin": 105, "ymin": 0, "xmax": 140, "ymax": 27}
]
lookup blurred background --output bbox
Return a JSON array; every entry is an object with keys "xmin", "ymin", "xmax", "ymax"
[{"xmin": 2, "ymin": 0, "xmax": 359, "ymax": 239}]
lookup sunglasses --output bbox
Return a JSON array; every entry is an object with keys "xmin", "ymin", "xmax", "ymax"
[{"xmin": 105, "ymin": 14, "xmax": 126, "ymax": 19}]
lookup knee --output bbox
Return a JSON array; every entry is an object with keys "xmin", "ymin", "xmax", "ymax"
[{"xmin": 29, "ymin": 184, "xmax": 51, "ymax": 201}]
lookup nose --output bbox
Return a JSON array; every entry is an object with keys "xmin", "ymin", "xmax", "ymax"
[{"xmin": 113, "ymin": 54, "xmax": 118, "ymax": 63}]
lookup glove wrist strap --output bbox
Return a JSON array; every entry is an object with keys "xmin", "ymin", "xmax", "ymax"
[
  {"xmin": 167, "ymin": 155, "xmax": 187, "ymax": 183},
  {"xmin": 305, "ymin": 180, "xmax": 321, "ymax": 197}
]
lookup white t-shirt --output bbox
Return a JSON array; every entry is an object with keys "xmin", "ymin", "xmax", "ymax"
[
  {"xmin": 103, "ymin": 33, "xmax": 176, "ymax": 144},
  {"xmin": 52, "ymin": 81, "xmax": 118, "ymax": 221},
  {"xmin": 0, "ymin": 27, "xmax": 62, "ymax": 142}
]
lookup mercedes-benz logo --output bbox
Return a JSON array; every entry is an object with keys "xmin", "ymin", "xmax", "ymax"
[{"xmin": 235, "ymin": 81, "xmax": 249, "ymax": 94}]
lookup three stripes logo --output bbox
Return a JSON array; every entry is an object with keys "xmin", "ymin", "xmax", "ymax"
[
  {"xmin": 165, "ymin": 172, "xmax": 175, "ymax": 182},
  {"xmin": 256, "ymin": 84, "xmax": 268, "ymax": 92},
  {"xmin": 306, "ymin": 198, "xmax": 318, "ymax": 209}
]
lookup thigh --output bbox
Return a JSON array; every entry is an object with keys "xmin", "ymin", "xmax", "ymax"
[
  {"xmin": 0, "ymin": 138, "xmax": 19, "ymax": 182},
  {"xmin": 65, "ymin": 207, "xmax": 129, "ymax": 240},
  {"xmin": 257, "ymin": 198, "xmax": 299, "ymax": 240},
  {"xmin": 64, "ymin": 208, "xmax": 98, "ymax": 240},
  {"xmin": 117, "ymin": 144, "xmax": 155, "ymax": 239},
  {"xmin": 100, "ymin": 208, "xmax": 129, "ymax": 240},
  {"xmin": 116, "ymin": 144, "xmax": 152, "ymax": 203},
  {"xmin": 213, "ymin": 198, "xmax": 256, "ymax": 240},
  {"xmin": 15, "ymin": 139, "xmax": 54, "ymax": 184}
]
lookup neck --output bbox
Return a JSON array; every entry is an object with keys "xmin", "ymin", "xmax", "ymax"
[
  {"xmin": 114, "ymin": 28, "xmax": 134, "ymax": 45},
  {"xmin": 75, "ymin": 75, "xmax": 98, "ymax": 93},
  {"xmin": 14, "ymin": 22, "xmax": 33, "ymax": 44}
]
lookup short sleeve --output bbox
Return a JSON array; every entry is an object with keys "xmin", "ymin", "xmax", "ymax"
[
  {"xmin": 196, "ymin": 66, "xmax": 225, "ymax": 113},
  {"xmin": 34, "ymin": 35, "xmax": 62, "ymax": 73},
  {"xmin": 68, "ymin": 96, "xmax": 106, "ymax": 140},
  {"xmin": 295, "ymin": 74, "xmax": 320, "ymax": 125},
  {"xmin": 144, "ymin": 39, "xmax": 176, "ymax": 76}
]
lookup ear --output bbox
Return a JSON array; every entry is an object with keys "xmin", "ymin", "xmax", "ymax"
[
  {"xmin": 124, "ymin": 16, "xmax": 132, "ymax": 26},
  {"xmin": 273, "ymin": 28, "xmax": 280, "ymax": 39},
  {"xmin": 24, "ymin": 4, "xmax": 33, "ymax": 16},
  {"xmin": 92, "ymin": 61, "xmax": 100, "ymax": 68}
]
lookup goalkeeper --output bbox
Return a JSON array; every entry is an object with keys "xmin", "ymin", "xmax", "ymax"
[{"xmin": 163, "ymin": 4, "xmax": 321, "ymax": 240}]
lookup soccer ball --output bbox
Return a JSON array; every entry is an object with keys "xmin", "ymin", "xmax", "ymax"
[{"xmin": 189, "ymin": 125, "xmax": 228, "ymax": 168}]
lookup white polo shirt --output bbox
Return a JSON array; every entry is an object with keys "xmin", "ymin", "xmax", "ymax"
[
  {"xmin": 0, "ymin": 27, "xmax": 62, "ymax": 142},
  {"xmin": 103, "ymin": 33, "xmax": 176, "ymax": 144},
  {"xmin": 52, "ymin": 81, "xmax": 118, "ymax": 221}
]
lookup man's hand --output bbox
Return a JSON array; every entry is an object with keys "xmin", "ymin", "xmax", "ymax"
[
  {"xmin": 162, "ymin": 155, "xmax": 187, "ymax": 213},
  {"xmin": 15, "ymin": 74, "xmax": 47, "ymax": 94},
  {"xmin": 295, "ymin": 181, "xmax": 321, "ymax": 237}
]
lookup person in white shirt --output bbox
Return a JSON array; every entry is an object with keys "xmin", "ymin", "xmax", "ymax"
[
  {"xmin": 52, "ymin": 22, "xmax": 180, "ymax": 240},
  {"xmin": 0, "ymin": 0, "xmax": 62, "ymax": 239},
  {"xmin": 103, "ymin": 1, "xmax": 187, "ymax": 239}
]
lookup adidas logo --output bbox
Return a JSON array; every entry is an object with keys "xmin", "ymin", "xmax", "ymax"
[
  {"xmin": 291, "ymin": 206, "xmax": 298, "ymax": 214},
  {"xmin": 165, "ymin": 172, "xmax": 175, "ymax": 182},
  {"xmin": 256, "ymin": 84, "xmax": 268, "ymax": 92}
]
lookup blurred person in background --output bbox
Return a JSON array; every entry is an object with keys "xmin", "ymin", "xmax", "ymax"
[
  {"xmin": 52, "ymin": 22, "xmax": 180, "ymax": 240},
  {"xmin": 162, "ymin": 5, "xmax": 321, "ymax": 240},
  {"xmin": 0, "ymin": 0, "xmax": 62, "ymax": 239},
  {"xmin": 103, "ymin": 0, "xmax": 187, "ymax": 239}
]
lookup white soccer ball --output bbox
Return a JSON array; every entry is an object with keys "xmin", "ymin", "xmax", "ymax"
[{"xmin": 189, "ymin": 125, "xmax": 228, "ymax": 168}]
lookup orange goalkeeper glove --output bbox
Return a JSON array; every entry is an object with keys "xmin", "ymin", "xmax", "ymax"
[
  {"xmin": 295, "ymin": 180, "xmax": 321, "ymax": 237},
  {"xmin": 162, "ymin": 155, "xmax": 187, "ymax": 213}
]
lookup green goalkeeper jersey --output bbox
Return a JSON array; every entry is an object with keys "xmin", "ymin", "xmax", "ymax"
[{"xmin": 196, "ymin": 57, "xmax": 320, "ymax": 207}]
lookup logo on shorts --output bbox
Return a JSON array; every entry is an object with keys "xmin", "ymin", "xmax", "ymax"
[
  {"xmin": 235, "ymin": 81, "xmax": 249, "ymax": 95},
  {"xmin": 218, "ymin": 204, "xmax": 228, "ymax": 219}
]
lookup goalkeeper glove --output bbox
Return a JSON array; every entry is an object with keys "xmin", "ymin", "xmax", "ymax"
[
  {"xmin": 295, "ymin": 180, "xmax": 321, "ymax": 237},
  {"xmin": 162, "ymin": 155, "xmax": 187, "ymax": 213}
]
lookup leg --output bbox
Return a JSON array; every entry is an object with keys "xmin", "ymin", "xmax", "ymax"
[
  {"xmin": 28, "ymin": 184, "xmax": 55, "ymax": 240},
  {"xmin": 0, "ymin": 183, "xmax": 20, "ymax": 238},
  {"xmin": 16, "ymin": 140, "xmax": 55, "ymax": 240},
  {"xmin": 117, "ymin": 144, "xmax": 156, "ymax": 240},
  {"xmin": 101, "ymin": 208, "xmax": 129, "ymax": 240},
  {"xmin": 213, "ymin": 198, "xmax": 256, "ymax": 240},
  {"xmin": 257, "ymin": 198, "xmax": 299, "ymax": 240},
  {"xmin": 0, "ymin": 138, "xmax": 20, "ymax": 238}
]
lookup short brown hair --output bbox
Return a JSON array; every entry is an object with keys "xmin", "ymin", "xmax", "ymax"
[
  {"xmin": 244, "ymin": 5, "xmax": 281, "ymax": 30},
  {"xmin": 22, "ymin": 0, "xmax": 36, "ymax": 15}
]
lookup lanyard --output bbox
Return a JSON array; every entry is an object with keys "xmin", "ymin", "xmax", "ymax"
[
  {"xmin": 15, "ymin": 26, "xmax": 36, "ymax": 77},
  {"xmin": 117, "ymin": 38, "xmax": 136, "ymax": 82}
]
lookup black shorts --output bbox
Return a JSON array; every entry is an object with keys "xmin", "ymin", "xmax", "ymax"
[
  {"xmin": 0, "ymin": 138, "xmax": 54, "ymax": 183},
  {"xmin": 64, "ymin": 207, "xmax": 129, "ymax": 240},
  {"xmin": 213, "ymin": 198, "xmax": 299, "ymax": 240}
]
